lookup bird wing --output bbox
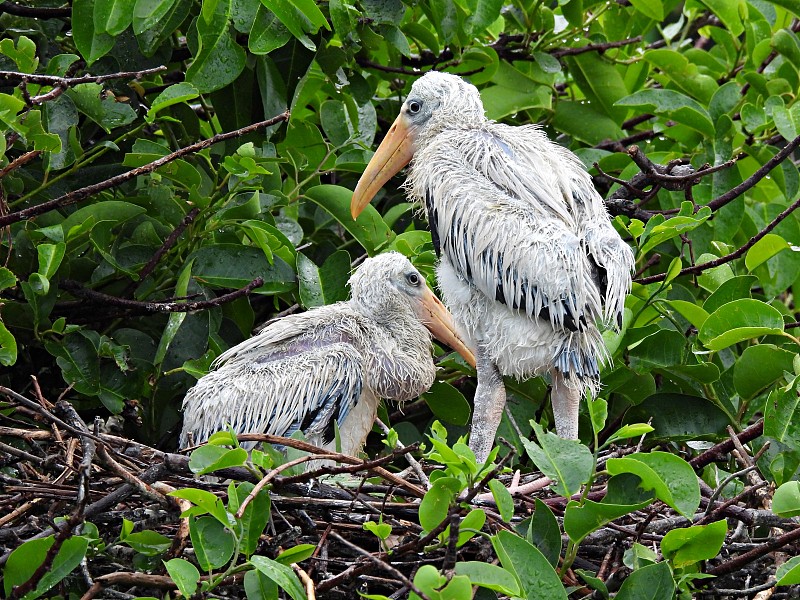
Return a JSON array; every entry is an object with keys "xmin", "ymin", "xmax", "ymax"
[
  {"xmin": 414, "ymin": 128, "xmax": 607, "ymax": 331},
  {"xmin": 181, "ymin": 310, "xmax": 366, "ymax": 447}
]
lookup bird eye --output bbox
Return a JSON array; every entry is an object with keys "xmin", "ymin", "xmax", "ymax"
[
  {"xmin": 407, "ymin": 100, "xmax": 422, "ymax": 114},
  {"xmin": 405, "ymin": 272, "xmax": 421, "ymax": 286}
]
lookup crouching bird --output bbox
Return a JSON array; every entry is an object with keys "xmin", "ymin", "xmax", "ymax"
[
  {"xmin": 180, "ymin": 252, "xmax": 475, "ymax": 457},
  {"xmin": 351, "ymin": 71, "xmax": 634, "ymax": 462}
]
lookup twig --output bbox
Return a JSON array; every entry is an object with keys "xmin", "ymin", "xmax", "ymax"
[
  {"xmin": 375, "ymin": 418, "xmax": 429, "ymax": 488},
  {"xmin": 0, "ymin": 66, "xmax": 167, "ymax": 87},
  {"xmin": 59, "ymin": 277, "xmax": 265, "ymax": 313},
  {"xmin": 121, "ymin": 207, "xmax": 200, "ymax": 297},
  {"xmin": 0, "ymin": 1, "xmax": 71, "ymax": 18},
  {"xmin": 0, "ymin": 150, "xmax": 41, "ymax": 179},
  {"xmin": 330, "ymin": 532, "xmax": 433, "ymax": 600},
  {"xmin": 0, "ymin": 111, "xmax": 291, "ymax": 227},
  {"xmin": 551, "ymin": 36, "xmax": 642, "ymax": 58},
  {"xmin": 708, "ymin": 526, "xmax": 800, "ymax": 577},
  {"xmin": 235, "ymin": 453, "xmax": 341, "ymax": 518},
  {"xmin": 292, "ymin": 564, "xmax": 316, "ymax": 600},
  {"xmin": 636, "ymin": 191, "xmax": 800, "ymax": 284},
  {"xmin": 689, "ymin": 421, "xmax": 764, "ymax": 469}
]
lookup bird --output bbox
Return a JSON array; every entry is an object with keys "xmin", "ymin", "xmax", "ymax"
[
  {"xmin": 350, "ymin": 71, "xmax": 634, "ymax": 462},
  {"xmin": 179, "ymin": 251, "xmax": 476, "ymax": 458}
]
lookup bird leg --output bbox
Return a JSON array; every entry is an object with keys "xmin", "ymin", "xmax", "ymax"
[
  {"xmin": 550, "ymin": 370, "xmax": 581, "ymax": 439},
  {"xmin": 469, "ymin": 345, "xmax": 506, "ymax": 463}
]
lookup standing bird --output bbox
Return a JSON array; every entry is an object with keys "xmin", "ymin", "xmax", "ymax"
[
  {"xmin": 180, "ymin": 252, "xmax": 475, "ymax": 455},
  {"xmin": 351, "ymin": 72, "xmax": 634, "ymax": 462}
]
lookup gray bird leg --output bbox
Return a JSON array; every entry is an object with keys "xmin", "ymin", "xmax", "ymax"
[
  {"xmin": 551, "ymin": 370, "xmax": 581, "ymax": 439},
  {"xmin": 469, "ymin": 344, "xmax": 506, "ymax": 463}
]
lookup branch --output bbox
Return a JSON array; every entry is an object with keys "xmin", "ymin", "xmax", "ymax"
[
  {"xmin": 551, "ymin": 36, "xmax": 642, "ymax": 58},
  {"xmin": 0, "ymin": 1, "xmax": 71, "ymax": 18},
  {"xmin": 0, "ymin": 66, "xmax": 167, "ymax": 87},
  {"xmin": 0, "ymin": 110, "xmax": 291, "ymax": 228},
  {"xmin": 59, "ymin": 277, "xmax": 265, "ymax": 313},
  {"xmin": 689, "ymin": 421, "xmax": 764, "ymax": 469},
  {"xmin": 636, "ymin": 190, "xmax": 800, "ymax": 284},
  {"xmin": 706, "ymin": 134, "xmax": 800, "ymax": 212}
]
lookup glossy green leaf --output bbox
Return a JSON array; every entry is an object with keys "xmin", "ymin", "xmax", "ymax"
[
  {"xmin": 489, "ymin": 478, "xmax": 514, "ymax": 522},
  {"xmin": 419, "ymin": 478, "xmax": 456, "ymax": 531},
  {"xmin": 186, "ymin": 0, "xmax": 246, "ymax": 93},
  {"xmin": 625, "ymin": 393, "xmax": 730, "ymax": 440},
  {"xmin": 244, "ymin": 568, "xmax": 279, "ymax": 599},
  {"xmin": 735, "ymin": 344, "xmax": 797, "ymax": 399},
  {"xmin": 565, "ymin": 498, "xmax": 651, "ymax": 544},
  {"xmin": 304, "ymin": 185, "xmax": 395, "ymax": 255},
  {"xmin": 164, "ymin": 558, "xmax": 200, "ymax": 597},
  {"xmin": 454, "ymin": 561, "xmax": 520, "ymax": 595},
  {"xmin": 776, "ymin": 555, "xmax": 800, "ymax": 585},
  {"xmin": 146, "ymin": 83, "xmax": 200, "ymax": 123},
  {"xmin": 527, "ymin": 499, "xmax": 561, "ymax": 568},
  {"xmin": 606, "ymin": 451, "xmax": 700, "ymax": 517},
  {"xmin": 745, "ymin": 233, "xmax": 791, "ymax": 271},
  {"xmin": 274, "ymin": 544, "xmax": 315, "ymax": 566},
  {"xmin": 3, "ymin": 535, "xmax": 89, "ymax": 599},
  {"xmin": 522, "ymin": 421, "xmax": 593, "ymax": 498},
  {"xmin": 296, "ymin": 250, "xmax": 350, "ymax": 309},
  {"xmin": 456, "ymin": 508, "xmax": 486, "ymax": 547},
  {"xmin": 189, "ymin": 515, "xmax": 236, "ymax": 570},
  {"xmin": 615, "ymin": 561, "xmax": 675, "ymax": 600},
  {"xmin": 422, "ymin": 381, "xmax": 471, "ymax": 426},
  {"xmin": 189, "ymin": 445, "xmax": 248, "ymax": 475},
  {"xmin": 616, "ymin": 89, "xmax": 714, "ymax": 136},
  {"xmin": 72, "ymin": 0, "xmax": 115, "ymax": 64},
  {"xmin": 764, "ymin": 376, "xmax": 800, "ymax": 449},
  {"xmin": 95, "ymin": 0, "xmax": 133, "ymax": 35},
  {"xmin": 250, "ymin": 555, "xmax": 307, "ymax": 600},
  {"xmin": 698, "ymin": 299, "xmax": 785, "ymax": 351},
  {"xmin": 0, "ymin": 321, "xmax": 18, "ymax": 367},
  {"xmin": 660, "ymin": 520, "xmax": 727, "ymax": 568},
  {"xmin": 772, "ymin": 481, "xmax": 800, "ymax": 517},
  {"xmin": 703, "ymin": 275, "xmax": 757, "ymax": 313},
  {"xmin": 493, "ymin": 530, "xmax": 568, "ymax": 600}
]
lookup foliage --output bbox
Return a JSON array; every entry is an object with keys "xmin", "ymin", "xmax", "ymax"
[{"xmin": 2, "ymin": 0, "xmax": 800, "ymax": 598}]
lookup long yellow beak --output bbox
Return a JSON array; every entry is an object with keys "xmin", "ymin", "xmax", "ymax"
[
  {"xmin": 419, "ymin": 286, "xmax": 476, "ymax": 368},
  {"xmin": 351, "ymin": 113, "xmax": 415, "ymax": 219}
]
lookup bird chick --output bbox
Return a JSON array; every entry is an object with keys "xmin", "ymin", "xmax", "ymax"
[{"xmin": 180, "ymin": 252, "xmax": 475, "ymax": 458}]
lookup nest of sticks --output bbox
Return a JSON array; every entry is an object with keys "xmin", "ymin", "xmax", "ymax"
[{"xmin": 0, "ymin": 385, "xmax": 797, "ymax": 599}]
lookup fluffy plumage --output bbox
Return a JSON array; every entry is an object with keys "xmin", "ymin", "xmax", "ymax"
[
  {"xmin": 351, "ymin": 72, "xmax": 634, "ymax": 461},
  {"xmin": 180, "ymin": 252, "xmax": 471, "ymax": 457}
]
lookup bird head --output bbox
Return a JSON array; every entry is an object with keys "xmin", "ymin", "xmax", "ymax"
[
  {"xmin": 350, "ymin": 71, "xmax": 484, "ymax": 219},
  {"xmin": 349, "ymin": 252, "xmax": 476, "ymax": 367}
]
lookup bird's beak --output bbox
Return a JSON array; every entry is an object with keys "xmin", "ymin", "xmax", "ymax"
[
  {"xmin": 419, "ymin": 287, "xmax": 476, "ymax": 368},
  {"xmin": 351, "ymin": 113, "xmax": 415, "ymax": 219}
]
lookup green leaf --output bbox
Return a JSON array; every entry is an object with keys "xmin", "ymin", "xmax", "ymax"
[
  {"xmin": 153, "ymin": 261, "xmax": 192, "ymax": 368},
  {"xmin": 521, "ymin": 421, "xmax": 593, "ymax": 498},
  {"xmin": 120, "ymin": 528, "xmax": 172, "ymax": 555},
  {"xmin": 773, "ymin": 481, "xmax": 800, "ymax": 517},
  {"xmin": 457, "ymin": 508, "xmax": 486, "ymax": 547},
  {"xmin": 250, "ymin": 555, "xmax": 307, "ymax": 600},
  {"xmin": 604, "ymin": 423, "xmax": 654, "ymax": 446},
  {"xmin": 615, "ymin": 561, "xmax": 675, "ymax": 600},
  {"xmin": 419, "ymin": 478, "xmax": 456, "ymax": 531},
  {"xmin": 189, "ymin": 445, "xmax": 249, "ymax": 475},
  {"xmin": 229, "ymin": 482, "xmax": 273, "ymax": 557},
  {"xmin": 189, "ymin": 515, "xmax": 236, "ymax": 570},
  {"xmin": 703, "ymin": 275, "xmax": 757, "ymax": 313},
  {"xmin": 186, "ymin": 0, "xmax": 246, "ymax": 93},
  {"xmin": 304, "ymin": 185, "xmax": 395, "ymax": 256},
  {"xmin": 72, "ymin": 0, "xmax": 115, "ymax": 64},
  {"xmin": 660, "ymin": 520, "xmax": 727, "ymax": 568},
  {"xmin": 296, "ymin": 250, "xmax": 350, "ymax": 309},
  {"xmin": 616, "ymin": 89, "xmax": 714, "ymax": 136},
  {"xmin": 489, "ymin": 479, "xmax": 514, "ymax": 522},
  {"xmin": 422, "ymin": 381, "xmax": 471, "ymax": 427},
  {"xmin": 588, "ymin": 398, "xmax": 608, "ymax": 437},
  {"xmin": 191, "ymin": 245, "xmax": 295, "ymax": 292},
  {"xmin": 625, "ymin": 393, "xmax": 730, "ymax": 441},
  {"xmin": 629, "ymin": 0, "xmax": 664, "ymax": 20},
  {"xmin": 260, "ymin": 0, "xmax": 327, "ymax": 50},
  {"xmin": 745, "ymin": 233, "xmax": 791, "ymax": 271},
  {"xmin": 249, "ymin": 4, "xmax": 291, "ymax": 54},
  {"xmin": 146, "ymin": 82, "xmax": 200, "ymax": 123},
  {"xmin": 164, "ymin": 558, "xmax": 200, "ymax": 597},
  {"xmin": 95, "ymin": 0, "xmax": 134, "ymax": 35},
  {"xmin": 363, "ymin": 520, "xmax": 392, "ymax": 540},
  {"xmin": 492, "ymin": 530, "xmax": 568, "ymax": 600},
  {"xmin": 734, "ymin": 344, "xmax": 797, "ymax": 399},
  {"xmin": 527, "ymin": 499, "xmax": 561, "ymax": 567},
  {"xmin": 628, "ymin": 329, "xmax": 685, "ymax": 373},
  {"xmin": 698, "ymin": 299, "xmax": 785, "ymax": 351},
  {"xmin": 3, "ymin": 535, "xmax": 89, "ymax": 599},
  {"xmin": 245, "ymin": 568, "xmax": 279, "ymax": 599},
  {"xmin": 564, "ymin": 498, "xmax": 651, "ymax": 544},
  {"xmin": 453, "ymin": 561, "xmax": 520, "ymax": 595},
  {"xmin": 37, "ymin": 242, "xmax": 66, "ymax": 280},
  {"xmin": 134, "ymin": 0, "xmax": 191, "ymax": 56},
  {"xmin": 776, "ymin": 555, "xmax": 800, "ymax": 585},
  {"xmin": 764, "ymin": 376, "xmax": 800, "ymax": 448},
  {"xmin": 552, "ymin": 100, "xmax": 624, "ymax": 145},
  {"xmin": 606, "ymin": 452, "xmax": 700, "ymax": 517},
  {"xmin": 666, "ymin": 299, "xmax": 709, "ymax": 330},
  {"xmin": 169, "ymin": 487, "xmax": 232, "ymax": 525},
  {"xmin": 568, "ymin": 52, "xmax": 629, "ymax": 123},
  {"xmin": 698, "ymin": 0, "xmax": 743, "ymax": 36},
  {"xmin": 0, "ymin": 320, "xmax": 18, "ymax": 367},
  {"xmin": 275, "ymin": 544, "xmax": 315, "ymax": 566},
  {"xmin": 67, "ymin": 83, "xmax": 137, "ymax": 132}
]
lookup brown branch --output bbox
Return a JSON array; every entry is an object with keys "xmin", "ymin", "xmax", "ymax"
[
  {"xmin": 121, "ymin": 207, "xmax": 200, "ymax": 297},
  {"xmin": 708, "ymin": 525, "xmax": 800, "ymax": 577},
  {"xmin": 551, "ymin": 36, "xmax": 642, "ymax": 58},
  {"xmin": 59, "ymin": 277, "xmax": 264, "ymax": 313},
  {"xmin": 0, "ymin": 1, "xmax": 71, "ymax": 18},
  {"xmin": 0, "ymin": 110, "xmax": 291, "ymax": 228},
  {"xmin": 706, "ymin": 134, "xmax": 800, "ymax": 213},
  {"xmin": 689, "ymin": 421, "xmax": 764, "ymax": 469},
  {"xmin": 0, "ymin": 66, "xmax": 167, "ymax": 87},
  {"xmin": 0, "ymin": 150, "xmax": 41, "ymax": 179},
  {"xmin": 636, "ymin": 190, "xmax": 800, "ymax": 284}
]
